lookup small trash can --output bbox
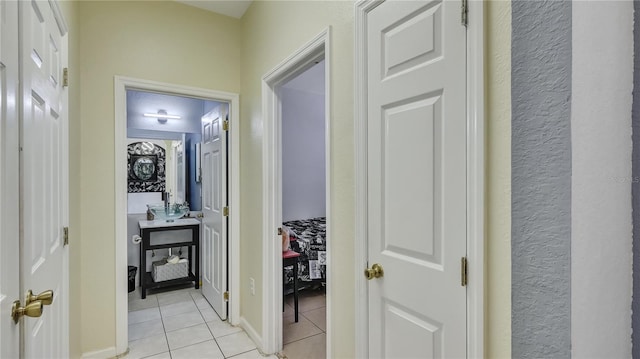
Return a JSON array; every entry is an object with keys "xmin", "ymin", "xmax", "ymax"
[{"xmin": 128, "ymin": 266, "xmax": 137, "ymax": 293}]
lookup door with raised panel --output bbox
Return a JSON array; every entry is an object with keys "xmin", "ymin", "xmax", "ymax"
[
  {"xmin": 20, "ymin": 0, "xmax": 69, "ymax": 357},
  {"xmin": 366, "ymin": 0, "xmax": 467, "ymax": 357},
  {"xmin": 201, "ymin": 104, "xmax": 228, "ymax": 320},
  {"xmin": 0, "ymin": 1, "xmax": 20, "ymax": 357}
]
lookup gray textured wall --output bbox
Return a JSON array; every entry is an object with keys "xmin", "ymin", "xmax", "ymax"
[
  {"xmin": 511, "ymin": 1, "xmax": 572, "ymax": 358},
  {"xmin": 633, "ymin": 0, "xmax": 640, "ymax": 355}
]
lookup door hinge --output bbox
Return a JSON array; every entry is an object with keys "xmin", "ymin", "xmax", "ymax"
[
  {"xmin": 277, "ymin": 227, "xmax": 283, "ymax": 235},
  {"xmin": 223, "ymin": 206, "xmax": 229, "ymax": 217},
  {"xmin": 461, "ymin": 0, "xmax": 468, "ymax": 27},
  {"xmin": 461, "ymin": 257, "xmax": 468, "ymax": 286},
  {"xmin": 63, "ymin": 227, "xmax": 69, "ymax": 246},
  {"xmin": 62, "ymin": 68, "xmax": 69, "ymax": 88},
  {"xmin": 223, "ymin": 291, "xmax": 229, "ymax": 302},
  {"xmin": 223, "ymin": 120, "xmax": 229, "ymax": 131}
]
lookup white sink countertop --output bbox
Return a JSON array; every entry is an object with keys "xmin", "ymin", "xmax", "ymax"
[{"xmin": 138, "ymin": 218, "xmax": 201, "ymax": 229}]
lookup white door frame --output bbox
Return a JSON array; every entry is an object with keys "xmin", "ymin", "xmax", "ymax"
[
  {"xmin": 114, "ymin": 76, "xmax": 241, "ymax": 355},
  {"xmin": 261, "ymin": 28, "xmax": 331, "ymax": 354},
  {"xmin": 354, "ymin": 0, "xmax": 485, "ymax": 357}
]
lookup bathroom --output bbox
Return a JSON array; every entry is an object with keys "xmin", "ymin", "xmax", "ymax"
[
  {"xmin": 122, "ymin": 85, "xmax": 262, "ymax": 358},
  {"xmin": 125, "ymin": 88, "xmax": 229, "ymax": 307}
]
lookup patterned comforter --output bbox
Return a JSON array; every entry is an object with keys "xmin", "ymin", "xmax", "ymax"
[{"xmin": 283, "ymin": 217, "xmax": 326, "ymax": 283}]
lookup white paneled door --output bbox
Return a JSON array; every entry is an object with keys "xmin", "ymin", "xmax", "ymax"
[
  {"xmin": 0, "ymin": 1, "xmax": 20, "ymax": 356},
  {"xmin": 201, "ymin": 105, "xmax": 228, "ymax": 320},
  {"xmin": 20, "ymin": 0, "xmax": 69, "ymax": 357},
  {"xmin": 366, "ymin": 0, "xmax": 467, "ymax": 357}
]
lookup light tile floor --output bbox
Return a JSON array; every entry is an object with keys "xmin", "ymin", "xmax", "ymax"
[
  {"xmin": 126, "ymin": 287, "xmax": 276, "ymax": 359},
  {"xmin": 281, "ymin": 288, "xmax": 326, "ymax": 359}
]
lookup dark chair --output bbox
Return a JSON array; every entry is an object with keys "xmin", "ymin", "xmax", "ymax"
[{"xmin": 282, "ymin": 249, "xmax": 300, "ymax": 322}]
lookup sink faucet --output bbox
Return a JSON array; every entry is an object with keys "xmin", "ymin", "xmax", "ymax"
[{"xmin": 164, "ymin": 191, "xmax": 171, "ymax": 211}]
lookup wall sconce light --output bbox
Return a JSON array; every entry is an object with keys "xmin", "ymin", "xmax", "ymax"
[{"xmin": 143, "ymin": 110, "xmax": 181, "ymax": 123}]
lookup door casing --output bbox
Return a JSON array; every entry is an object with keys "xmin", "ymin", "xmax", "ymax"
[
  {"xmin": 261, "ymin": 28, "xmax": 331, "ymax": 354},
  {"xmin": 354, "ymin": 0, "xmax": 485, "ymax": 357},
  {"xmin": 114, "ymin": 77, "xmax": 240, "ymax": 355}
]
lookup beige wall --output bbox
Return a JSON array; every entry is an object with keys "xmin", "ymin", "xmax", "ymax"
[
  {"xmin": 239, "ymin": 1, "xmax": 355, "ymax": 356},
  {"xmin": 485, "ymin": 1, "xmax": 512, "ymax": 358},
  {"xmin": 76, "ymin": 1, "xmax": 241, "ymax": 353}
]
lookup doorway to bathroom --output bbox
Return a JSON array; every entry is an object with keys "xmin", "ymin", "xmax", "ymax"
[{"xmin": 113, "ymin": 77, "xmax": 240, "ymax": 354}]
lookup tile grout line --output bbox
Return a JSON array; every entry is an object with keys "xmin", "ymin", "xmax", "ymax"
[
  {"xmin": 194, "ymin": 292, "xmax": 228, "ymax": 358},
  {"xmin": 166, "ymin": 291, "xmax": 210, "ymax": 354},
  {"xmin": 282, "ymin": 330, "xmax": 326, "ymax": 347},
  {"xmin": 282, "ymin": 314, "xmax": 326, "ymax": 346},
  {"xmin": 298, "ymin": 306, "xmax": 326, "ymax": 333},
  {"xmin": 130, "ymin": 295, "xmax": 170, "ymax": 359},
  {"xmin": 131, "ymin": 288, "xmax": 263, "ymax": 358},
  {"xmin": 282, "ymin": 305, "xmax": 326, "ymax": 333},
  {"xmin": 281, "ymin": 332, "xmax": 327, "ymax": 357},
  {"xmin": 159, "ymin": 294, "xmax": 171, "ymax": 358},
  {"xmin": 281, "ymin": 294, "xmax": 326, "ymax": 358}
]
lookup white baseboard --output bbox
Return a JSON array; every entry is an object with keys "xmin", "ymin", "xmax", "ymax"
[
  {"xmin": 81, "ymin": 346, "xmax": 117, "ymax": 359},
  {"xmin": 239, "ymin": 316, "xmax": 265, "ymax": 353}
]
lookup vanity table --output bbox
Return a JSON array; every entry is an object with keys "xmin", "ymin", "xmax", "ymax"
[{"xmin": 138, "ymin": 218, "xmax": 200, "ymax": 299}]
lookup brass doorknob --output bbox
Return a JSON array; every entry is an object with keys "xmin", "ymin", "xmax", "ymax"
[
  {"xmin": 11, "ymin": 300, "xmax": 43, "ymax": 323},
  {"xmin": 26, "ymin": 290, "xmax": 53, "ymax": 306},
  {"xmin": 364, "ymin": 263, "xmax": 384, "ymax": 280}
]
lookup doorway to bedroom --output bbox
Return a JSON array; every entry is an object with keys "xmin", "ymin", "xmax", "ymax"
[
  {"xmin": 261, "ymin": 29, "xmax": 329, "ymax": 357},
  {"xmin": 279, "ymin": 59, "xmax": 327, "ymax": 358}
]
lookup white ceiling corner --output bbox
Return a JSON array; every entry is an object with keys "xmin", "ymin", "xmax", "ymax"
[{"xmin": 175, "ymin": 0, "xmax": 253, "ymax": 19}]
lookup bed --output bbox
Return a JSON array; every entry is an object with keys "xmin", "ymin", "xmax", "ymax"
[{"xmin": 283, "ymin": 217, "xmax": 326, "ymax": 286}]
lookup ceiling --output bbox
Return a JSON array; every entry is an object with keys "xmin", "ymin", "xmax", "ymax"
[
  {"xmin": 126, "ymin": 90, "xmax": 223, "ymax": 140},
  {"xmin": 175, "ymin": 0, "xmax": 253, "ymax": 19},
  {"xmin": 127, "ymin": 90, "xmax": 207, "ymax": 122}
]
